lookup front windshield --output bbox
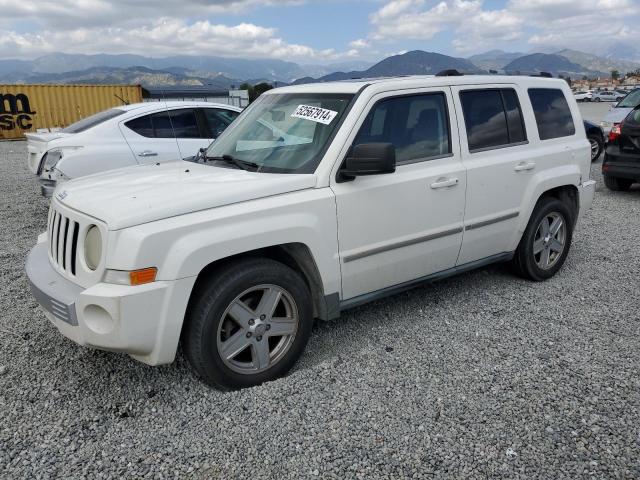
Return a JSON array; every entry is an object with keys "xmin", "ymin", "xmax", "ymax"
[
  {"xmin": 206, "ymin": 93, "xmax": 353, "ymax": 173},
  {"xmin": 616, "ymin": 89, "xmax": 640, "ymax": 108}
]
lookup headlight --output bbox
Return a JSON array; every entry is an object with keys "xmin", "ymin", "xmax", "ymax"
[{"xmin": 84, "ymin": 225, "xmax": 102, "ymax": 271}]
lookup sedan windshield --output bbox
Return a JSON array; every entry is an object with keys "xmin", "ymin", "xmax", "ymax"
[
  {"xmin": 616, "ymin": 89, "xmax": 640, "ymax": 108},
  {"xmin": 205, "ymin": 93, "xmax": 353, "ymax": 173}
]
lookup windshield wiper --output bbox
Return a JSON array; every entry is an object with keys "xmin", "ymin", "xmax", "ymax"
[{"xmin": 205, "ymin": 154, "xmax": 260, "ymax": 172}]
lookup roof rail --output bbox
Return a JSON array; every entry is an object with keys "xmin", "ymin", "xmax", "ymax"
[
  {"xmin": 530, "ymin": 71, "xmax": 553, "ymax": 78},
  {"xmin": 436, "ymin": 69, "xmax": 464, "ymax": 77}
]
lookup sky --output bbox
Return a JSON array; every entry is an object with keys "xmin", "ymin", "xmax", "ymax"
[{"xmin": 0, "ymin": 0, "xmax": 638, "ymax": 63}]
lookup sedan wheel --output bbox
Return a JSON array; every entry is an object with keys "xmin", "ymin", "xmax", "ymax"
[
  {"xmin": 217, "ymin": 284, "xmax": 299, "ymax": 374},
  {"xmin": 588, "ymin": 136, "xmax": 602, "ymax": 162},
  {"xmin": 533, "ymin": 212, "xmax": 566, "ymax": 270}
]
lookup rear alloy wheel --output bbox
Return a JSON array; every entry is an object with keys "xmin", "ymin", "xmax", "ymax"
[
  {"xmin": 604, "ymin": 175, "xmax": 633, "ymax": 191},
  {"xmin": 512, "ymin": 197, "xmax": 573, "ymax": 281},
  {"xmin": 183, "ymin": 258, "xmax": 313, "ymax": 389},
  {"xmin": 588, "ymin": 135, "xmax": 603, "ymax": 162}
]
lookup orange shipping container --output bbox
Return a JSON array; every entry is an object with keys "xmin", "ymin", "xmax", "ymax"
[{"xmin": 0, "ymin": 84, "xmax": 143, "ymax": 139}]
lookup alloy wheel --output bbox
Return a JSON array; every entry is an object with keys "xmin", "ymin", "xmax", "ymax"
[
  {"xmin": 216, "ymin": 284, "xmax": 299, "ymax": 374},
  {"xmin": 589, "ymin": 138, "xmax": 600, "ymax": 161},
  {"xmin": 532, "ymin": 212, "xmax": 566, "ymax": 270}
]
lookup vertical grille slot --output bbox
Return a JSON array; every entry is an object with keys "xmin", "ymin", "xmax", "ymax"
[
  {"xmin": 47, "ymin": 206, "xmax": 83, "ymax": 278},
  {"xmin": 62, "ymin": 218, "xmax": 70, "ymax": 270},
  {"xmin": 70, "ymin": 222, "xmax": 79, "ymax": 275}
]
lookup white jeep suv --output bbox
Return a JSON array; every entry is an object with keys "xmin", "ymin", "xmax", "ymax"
[{"xmin": 26, "ymin": 75, "xmax": 596, "ymax": 389}]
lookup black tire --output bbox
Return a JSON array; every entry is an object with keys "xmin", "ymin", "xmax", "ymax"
[
  {"xmin": 183, "ymin": 258, "xmax": 313, "ymax": 390},
  {"xmin": 511, "ymin": 197, "xmax": 574, "ymax": 281},
  {"xmin": 588, "ymin": 134, "xmax": 603, "ymax": 162},
  {"xmin": 595, "ymin": 97, "xmax": 601, "ymax": 102},
  {"xmin": 603, "ymin": 175, "xmax": 633, "ymax": 191}
]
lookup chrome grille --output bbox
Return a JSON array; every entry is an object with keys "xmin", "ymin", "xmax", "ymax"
[{"xmin": 48, "ymin": 206, "xmax": 80, "ymax": 276}]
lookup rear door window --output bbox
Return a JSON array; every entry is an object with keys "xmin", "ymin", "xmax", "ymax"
[
  {"xmin": 125, "ymin": 109, "xmax": 200, "ymax": 138},
  {"xmin": 528, "ymin": 88, "xmax": 575, "ymax": 140},
  {"xmin": 459, "ymin": 88, "xmax": 527, "ymax": 151}
]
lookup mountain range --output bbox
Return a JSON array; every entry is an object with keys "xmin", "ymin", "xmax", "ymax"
[{"xmin": 0, "ymin": 48, "xmax": 638, "ymax": 88}]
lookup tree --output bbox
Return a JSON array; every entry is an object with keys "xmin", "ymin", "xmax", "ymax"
[
  {"xmin": 611, "ymin": 70, "xmax": 620, "ymax": 81},
  {"xmin": 239, "ymin": 82, "xmax": 274, "ymax": 103}
]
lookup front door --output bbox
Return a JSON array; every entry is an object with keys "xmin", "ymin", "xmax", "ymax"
[{"xmin": 331, "ymin": 88, "xmax": 467, "ymax": 300}]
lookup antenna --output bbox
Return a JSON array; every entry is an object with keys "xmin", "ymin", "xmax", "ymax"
[{"xmin": 114, "ymin": 93, "xmax": 129, "ymax": 105}]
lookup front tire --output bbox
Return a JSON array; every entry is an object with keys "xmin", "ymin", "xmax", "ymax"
[
  {"xmin": 511, "ymin": 197, "xmax": 573, "ymax": 281},
  {"xmin": 183, "ymin": 258, "xmax": 313, "ymax": 390},
  {"xmin": 604, "ymin": 175, "xmax": 633, "ymax": 191}
]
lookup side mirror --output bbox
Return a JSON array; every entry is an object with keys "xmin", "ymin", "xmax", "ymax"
[{"xmin": 340, "ymin": 143, "xmax": 396, "ymax": 180}]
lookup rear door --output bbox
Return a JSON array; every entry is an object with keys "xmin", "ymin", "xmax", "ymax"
[{"xmin": 451, "ymin": 84, "xmax": 535, "ymax": 264}]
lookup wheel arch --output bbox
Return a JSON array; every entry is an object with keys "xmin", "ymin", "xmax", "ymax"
[
  {"xmin": 512, "ymin": 174, "xmax": 581, "ymax": 251},
  {"xmin": 185, "ymin": 242, "xmax": 336, "ymax": 325}
]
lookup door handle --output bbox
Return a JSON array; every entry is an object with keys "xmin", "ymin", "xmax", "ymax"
[
  {"xmin": 138, "ymin": 150, "xmax": 158, "ymax": 157},
  {"xmin": 430, "ymin": 177, "xmax": 459, "ymax": 189},
  {"xmin": 514, "ymin": 161, "xmax": 535, "ymax": 172}
]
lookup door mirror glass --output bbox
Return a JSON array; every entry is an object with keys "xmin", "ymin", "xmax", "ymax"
[{"xmin": 341, "ymin": 143, "xmax": 396, "ymax": 180}]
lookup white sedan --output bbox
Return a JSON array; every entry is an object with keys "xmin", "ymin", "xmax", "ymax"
[
  {"xmin": 573, "ymin": 90, "xmax": 592, "ymax": 102},
  {"xmin": 27, "ymin": 101, "xmax": 241, "ymax": 197}
]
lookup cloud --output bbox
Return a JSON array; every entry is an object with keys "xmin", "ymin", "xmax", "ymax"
[
  {"xmin": 0, "ymin": 0, "xmax": 303, "ymax": 28},
  {"xmin": 368, "ymin": 0, "xmax": 639, "ymax": 54},
  {"xmin": 0, "ymin": 17, "xmax": 351, "ymax": 60},
  {"xmin": 509, "ymin": 0, "xmax": 640, "ymax": 51},
  {"xmin": 349, "ymin": 39, "xmax": 370, "ymax": 49},
  {"xmin": 370, "ymin": 0, "xmax": 522, "ymax": 53}
]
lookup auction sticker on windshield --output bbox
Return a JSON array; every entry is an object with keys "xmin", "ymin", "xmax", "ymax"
[{"xmin": 291, "ymin": 105, "xmax": 338, "ymax": 125}]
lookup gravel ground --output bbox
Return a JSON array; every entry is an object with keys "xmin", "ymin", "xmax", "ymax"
[{"xmin": 1, "ymin": 138, "xmax": 639, "ymax": 479}]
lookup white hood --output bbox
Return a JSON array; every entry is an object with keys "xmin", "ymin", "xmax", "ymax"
[{"xmin": 56, "ymin": 161, "xmax": 317, "ymax": 230}]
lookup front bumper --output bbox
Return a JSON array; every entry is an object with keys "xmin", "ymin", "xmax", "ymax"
[
  {"xmin": 26, "ymin": 241, "xmax": 196, "ymax": 365},
  {"xmin": 578, "ymin": 180, "xmax": 596, "ymax": 219}
]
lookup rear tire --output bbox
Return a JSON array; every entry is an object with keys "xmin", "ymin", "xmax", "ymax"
[
  {"xmin": 588, "ymin": 134, "xmax": 603, "ymax": 162},
  {"xmin": 511, "ymin": 197, "xmax": 573, "ymax": 281},
  {"xmin": 604, "ymin": 175, "xmax": 633, "ymax": 191},
  {"xmin": 183, "ymin": 258, "xmax": 313, "ymax": 390}
]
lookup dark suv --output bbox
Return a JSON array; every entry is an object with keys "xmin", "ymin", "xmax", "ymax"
[{"xmin": 602, "ymin": 107, "xmax": 640, "ymax": 191}]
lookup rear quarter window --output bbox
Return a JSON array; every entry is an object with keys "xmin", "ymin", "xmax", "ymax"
[{"xmin": 528, "ymin": 88, "xmax": 576, "ymax": 140}]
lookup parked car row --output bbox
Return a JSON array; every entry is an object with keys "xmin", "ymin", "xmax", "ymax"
[
  {"xmin": 573, "ymin": 89, "xmax": 630, "ymax": 103},
  {"xmin": 600, "ymin": 88, "xmax": 640, "ymax": 136},
  {"xmin": 26, "ymin": 101, "xmax": 241, "ymax": 197},
  {"xmin": 25, "ymin": 75, "xmax": 596, "ymax": 389}
]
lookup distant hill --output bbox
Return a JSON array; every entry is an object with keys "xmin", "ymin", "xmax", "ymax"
[
  {"xmin": 296, "ymin": 50, "xmax": 483, "ymax": 84},
  {"xmin": 555, "ymin": 49, "xmax": 640, "ymax": 75},
  {"xmin": 0, "ymin": 53, "xmax": 376, "ymax": 84},
  {"xmin": 503, "ymin": 53, "xmax": 602, "ymax": 77},
  {"xmin": 468, "ymin": 50, "xmax": 524, "ymax": 71},
  {"xmin": 8, "ymin": 65, "xmax": 241, "ymax": 89}
]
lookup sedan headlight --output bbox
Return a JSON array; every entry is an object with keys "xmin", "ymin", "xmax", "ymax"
[{"xmin": 84, "ymin": 225, "xmax": 102, "ymax": 271}]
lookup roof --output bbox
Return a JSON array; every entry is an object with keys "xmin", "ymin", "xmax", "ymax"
[
  {"xmin": 116, "ymin": 101, "xmax": 242, "ymax": 113},
  {"xmin": 271, "ymin": 75, "xmax": 570, "ymax": 95},
  {"xmin": 142, "ymin": 86, "xmax": 233, "ymax": 98}
]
